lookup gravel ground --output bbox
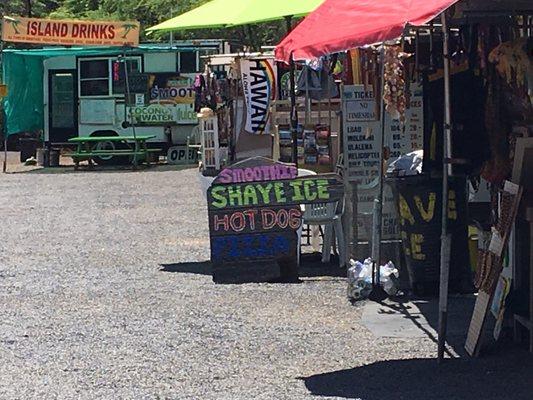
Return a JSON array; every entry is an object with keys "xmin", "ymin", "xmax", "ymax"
[{"xmin": 0, "ymin": 164, "xmax": 531, "ymax": 399}]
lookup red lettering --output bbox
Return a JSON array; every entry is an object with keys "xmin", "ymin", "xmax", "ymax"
[
  {"xmin": 99, "ymin": 25, "xmax": 107, "ymax": 39},
  {"xmin": 29, "ymin": 21, "xmax": 37, "ymax": 36},
  {"xmin": 52, "ymin": 23, "xmax": 60, "ymax": 37},
  {"xmin": 213, "ymin": 215, "xmax": 229, "ymax": 231},
  {"xmin": 261, "ymin": 209, "xmax": 277, "ymax": 230},
  {"xmin": 79, "ymin": 24, "xmax": 88, "ymax": 38},
  {"xmin": 108, "ymin": 25, "xmax": 115, "ymax": 39},
  {"xmin": 72, "ymin": 24, "xmax": 79, "ymax": 37},
  {"xmin": 288, "ymin": 209, "xmax": 302, "ymax": 229},
  {"xmin": 277, "ymin": 209, "xmax": 289, "ymax": 229},
  {"xmin": 60, "ymin": 24, "xmax": 68, "ymax": 37},
  {"xmin": 229, "ymin": 212, "xmax": 246, "ymax": 232},
  {"xmin": 242, "ymin": 209, "xmax": 258, "ymax": 230}
]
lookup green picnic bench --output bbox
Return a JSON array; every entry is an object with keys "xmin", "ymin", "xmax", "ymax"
[{"xmin": 66, "ymin": 135, "xmax": 161, "ymax": 170}]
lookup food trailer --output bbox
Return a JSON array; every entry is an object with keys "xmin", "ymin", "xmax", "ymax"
[{"xmin": 2, "ymin": 40, "xmax": 230, "ymax": 164}]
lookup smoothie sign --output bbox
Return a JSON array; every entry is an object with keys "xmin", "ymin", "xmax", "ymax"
[
  {"xmin": 2, "ymin": 16, "xmax": 139, "ymax": 46},
  {"xmin": 207, "ymin": 157, "xmax": 343, "ymax": 283}
]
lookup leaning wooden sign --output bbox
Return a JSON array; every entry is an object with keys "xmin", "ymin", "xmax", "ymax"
[{"xmin": 207, "ymin": 157, "xmax": 343, "ymax": 283}]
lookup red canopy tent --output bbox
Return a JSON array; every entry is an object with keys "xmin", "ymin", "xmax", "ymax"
[
  {"xmin": 275, "ymin": 0, "xmax": 459, "ymax": 62},
  {"xmin": 275, "ymin": 0, "xmax": 462, "ymax": 363}
]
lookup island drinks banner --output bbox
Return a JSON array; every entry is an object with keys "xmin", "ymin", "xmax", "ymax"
[
  {"xmin": 239, "ymin": 58, "xmax": 277, "ymax": 135},
  {"xmin": 2, "ymin": 16, "xmax": 139, "ymax": 46}
]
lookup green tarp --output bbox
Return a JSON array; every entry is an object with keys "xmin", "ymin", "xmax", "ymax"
[{"xmin": 2, "ymin": 53, "xmax": 45, "ymax": 136}]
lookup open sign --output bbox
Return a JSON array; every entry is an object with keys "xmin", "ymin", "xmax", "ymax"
[{"xmin": 167, "ymin": 145, "xmax": 198, "ymax": 165}]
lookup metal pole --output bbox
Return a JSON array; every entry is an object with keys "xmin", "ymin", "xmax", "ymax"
[
  {"xmin": 438, "ymin": 12, "xmax": 453, "ymax": 363},
  {"xmin": 369, "ymin": 46, "xmax": 387, "ymax": 301},
  {"xmin": 285, "ymin": 16, "xmax": 298, "ymax": 168},
  {"xmin": 122, "ymin": 49, "xmax": 138, "ymax": 167},
  {"xmin": 1, "ymin": 35, "xmax": 7, "ymax": 173}
]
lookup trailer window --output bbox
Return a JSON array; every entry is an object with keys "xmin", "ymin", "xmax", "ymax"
[
  {"xmin": 80, "ymin": 59, "xmax": 109, "ymax": 96},
  {"xmin": 199, "ymin": 49, "xmax": 218, "ymax": 71},
  {"xmin": 179, "ymin": 51, "xmax": 197, "ymax": 73},
  {"xmin": 111, "ymin": 59, "xmax": 141, "ymax": 95}
]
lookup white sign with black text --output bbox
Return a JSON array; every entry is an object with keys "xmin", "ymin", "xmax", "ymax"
[{"xmin": 342, "ymin": 84, "xmax": 424, "ymax": 239}]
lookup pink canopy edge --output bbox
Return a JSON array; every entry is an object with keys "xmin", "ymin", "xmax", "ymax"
[{"xmin": 275, "ymin": 0, "xmax": 459, "ymax": 62}]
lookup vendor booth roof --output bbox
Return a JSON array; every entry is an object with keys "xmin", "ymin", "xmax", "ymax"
[
  {"xmin": 1, "ymin": 44, "xmax": 196, "ymax": 57},
  {"xmin": 147, "ymin": 0, "xmax": 323, "ymax": 32},
  {"xmin": 275, "ymin": 0, "xmax": 459, "ymax": 62}
]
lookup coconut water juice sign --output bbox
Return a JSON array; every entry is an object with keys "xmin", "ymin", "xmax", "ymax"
[
  {"xmin": 207, "ymin": 157, "xmax": 343, "ymax": 283},
  {"xmin": 240, "ymin": 59, "xmax": 277, "ymax": 135},
  {"xmin": 129, "ymin": 104, "xmax": 196, "ymax": 125}
]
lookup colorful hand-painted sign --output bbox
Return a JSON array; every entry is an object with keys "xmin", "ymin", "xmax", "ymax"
[
  {"xmin": 240, "ymin": 58, "xmax": 277, "ymax": 135},
  {"xmin": 2, "ymin": 16, "xmax": 139, "ymax": 46},
  {"xmin": 207, "ymin": 157, "xmax": 343, "ymax": 283}
]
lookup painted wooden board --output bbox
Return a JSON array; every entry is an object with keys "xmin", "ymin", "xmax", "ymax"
[
  {"xmin": 465, "ymin": 291, "xmax": 492, "ymax": 356},
  {"xmin": 465, "ymin": 180, "xmax": 523, "ymax": 356},
  {"xmin": 207, "ymin": 157, "xmax": 343, "ymax": 284}
]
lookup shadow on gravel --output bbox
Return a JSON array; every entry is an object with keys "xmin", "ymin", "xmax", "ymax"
[
  {"xmin": 160, "ymin": 254, "xmax": 346, "ymax": 279},
  {"xmin": 302, "ymin": 347, "xmax": 533, "ymax": 400},
  {"xmin": 160, "ymin": 261, "xmax": 212, "ymax": 275},
  {"xmin": 363, "ymin": 296, "xmax": 475, "ymax": 356},
  {"xmin": 11, "ymin": 164, "xmax": 195, "ymax": 174},
  {"xmin": 299, "ymin": 252, "xmax": 346, "ymax": 278}
]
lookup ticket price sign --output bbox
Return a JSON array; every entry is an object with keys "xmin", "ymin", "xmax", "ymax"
[
  {"xmin": 342, "ymin": 84, "xmax": 424, "ymax": 240},
  {"xmin": 207, "ymin": 157, "xmax": 343, "ymax": 283}
]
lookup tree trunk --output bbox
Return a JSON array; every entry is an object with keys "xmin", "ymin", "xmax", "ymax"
[{"xmin": 24, "ymin": 0, "xmax": 32, "ymax": 17}]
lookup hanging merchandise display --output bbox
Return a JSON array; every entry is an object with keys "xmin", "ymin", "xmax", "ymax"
[
  {"xmin": 488, "ymin": 38, "xmax": 532, "ymax": 97},
  {"xmin": 382, "ymin": 45, "xmax": 411, "ymax": 123},
  {"xmin": 239, "ymin": 58, "xmax": 277, "ymax": 135},
  {"xmin": 194, "ymin": 67, "xmax": 220, "ymax": 112}
]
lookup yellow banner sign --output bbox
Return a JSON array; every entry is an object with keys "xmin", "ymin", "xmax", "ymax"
[{"xmin": 2, "ymin": 16, "xmax": 139, "ymax": 46}]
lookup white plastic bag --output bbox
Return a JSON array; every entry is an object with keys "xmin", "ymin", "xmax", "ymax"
[
  {"xmin": 347, "ymin": 258, "xmax": 373, "ymax": 301},
  {"xmin": 347, "ymin": 259, "xmax": 399, "ymax": 300}
]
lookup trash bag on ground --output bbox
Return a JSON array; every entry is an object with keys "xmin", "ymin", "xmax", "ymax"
[{"xmin": 347, "ymin": 259, "xmax": 399, "ymax": 301}]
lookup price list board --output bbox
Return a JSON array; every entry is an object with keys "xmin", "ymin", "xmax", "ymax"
[{"xmin": 341, "ymin": 84, "xmax": 424, "ymax": 239}]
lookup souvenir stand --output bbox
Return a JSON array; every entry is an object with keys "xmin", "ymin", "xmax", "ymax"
[
  {"xmin": 271, "ymin": 58, "xmax": 341, "ymax": 174},
  {"xmin": 275, "ymin": 0, "xmax": 533, "ymax": 359},
  {"xmin": 197, "ymin": 52, "xmax": 278, "ymax": 189}
]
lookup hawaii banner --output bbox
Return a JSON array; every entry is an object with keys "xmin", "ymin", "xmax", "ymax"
[
  {"xmin": 239, "ymin": 58, "xmax": 277, "ymax": 135},
  {"xmin": 2, "ymin": 16, "xmax": 139, "ymax": 46}
]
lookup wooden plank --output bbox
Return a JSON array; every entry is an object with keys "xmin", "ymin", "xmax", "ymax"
[{"xmin": 465, "ymin": 291, "xmax": 492, "ymax": 356}]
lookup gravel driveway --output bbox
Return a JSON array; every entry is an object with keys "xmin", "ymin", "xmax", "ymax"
[{"xmin": 0, "ymin": 166, "xmax": 531, "ymax": 399}]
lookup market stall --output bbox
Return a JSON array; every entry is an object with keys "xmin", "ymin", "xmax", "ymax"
[{"xmin": 275, "ymin": 0, "xmax": 533, "ymax": 359}]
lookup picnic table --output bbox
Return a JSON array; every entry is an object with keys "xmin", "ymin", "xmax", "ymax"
[{"xmin": 66, "ymin": 135, "xmax": 160, "ymax": 169}]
